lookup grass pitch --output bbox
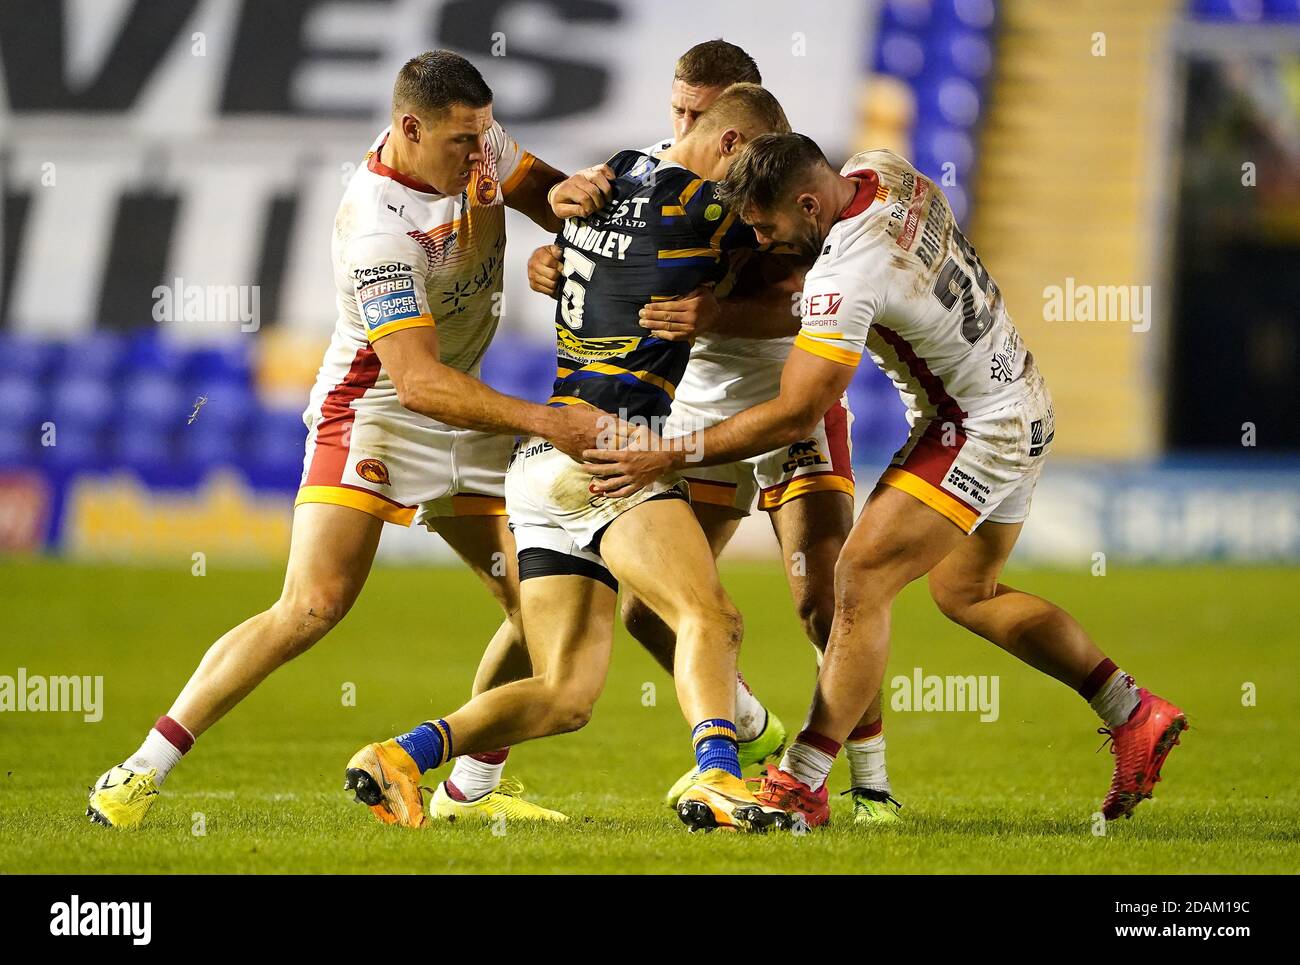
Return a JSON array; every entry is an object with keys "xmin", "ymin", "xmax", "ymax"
[{"xmin": 1, "ymin": 559, "xmax": 1297, "ymax": 874}]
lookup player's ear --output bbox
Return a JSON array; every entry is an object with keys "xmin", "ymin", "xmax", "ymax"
[
  {"xmin": 719, "ymin": 128, "xmax": 742, "ymax": 157},
  {"xmin": 399, "ymin": 113, "xmax": 421, "ymax": 144},
  {"xmin": 796, "ymin": 192, "xmax": 820, "ymax": 219}
]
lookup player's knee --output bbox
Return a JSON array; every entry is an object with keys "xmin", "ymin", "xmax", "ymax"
[
  {"xmin": 621, "ymin": 595, "xmax": 661, "ymax": 645},
  {"xmin": 792, "ymin": 585, "xmax": 835, "ymax": 649},
  {"xmin": 272, "ymin": 586, "xmax": 353, "ymax": 655},
  {"xmin": 543, "ymin": 677, "xmax": 599, "ymax": 733},
  {"xmin": 927, "ymin": 575, "xmax": 982, "ymax": 627},
  {"xmin": 833, "ymin": 554, "xmax": 894, "ymax": 611}
]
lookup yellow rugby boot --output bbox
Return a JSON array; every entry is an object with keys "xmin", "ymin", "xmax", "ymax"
[
  {"xmin": 430, "ymin": 778, "xmax": 569, "ymax": 823},
  {"xmin": 665, "ymin": 709, "xmax": 786, "ymax": 807},
  {"xmin": 87, "ymin": 764, "xmax": 160, "ymax": 829},
  {"xmin": 344, "ymin": 739, "xmax": 427, "ymax": 828},
  {"xmin": 846, "ymin": 787, "xmax": 903, "ymax": 825},
  {"xmin": 676, "ymin": 768, "xmax": 802, "ymax": 833}
]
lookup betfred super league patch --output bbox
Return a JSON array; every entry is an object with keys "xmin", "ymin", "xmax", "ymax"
[{"xmin": 358, "ymin": 275, "xmax": 421, "ymax": 331}]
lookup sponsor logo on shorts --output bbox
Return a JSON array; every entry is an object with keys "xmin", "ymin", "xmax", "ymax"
[
  {"xmin": 355, "ymin": 458, "xmax": 391, "ymax": 485},
  {"xmin": 945, "ymin": 466, "xmax": 990, "ymax": 506},
  {"xmin": 1028, "ymin": 417, "xmax": 1055, "ymax": 458},
  {"xmin": 783, "ymin": 439, "xmax": 830, "ymax": 474},
  {"xmin": 360, "ymin": 283, "xmax": 422, "ymax": 330},
  {"xmin": 475, "ymin": 175, "xmax": 498, "ymax": 205}
]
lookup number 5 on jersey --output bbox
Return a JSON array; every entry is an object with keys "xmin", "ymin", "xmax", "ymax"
[{"xmin": 560, "ymin": 248, "xmax": 595, "ymax": 330}]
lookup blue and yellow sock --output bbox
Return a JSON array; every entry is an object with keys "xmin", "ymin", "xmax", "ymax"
[
  {"xmin": 692, "ymin": 718, "xmax": 741, "ymax": 778},
  {"xmin": 394, "ymin": 719, "xmax": 452, "ymax": 773}
]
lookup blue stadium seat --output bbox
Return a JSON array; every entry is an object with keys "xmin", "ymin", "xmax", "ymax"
[
  {"xmin": 1189, "ymin": 0, "xmax": 1265, "ymax": 21},
  {"xmin": 242, "ymin": 409, "xmax": 308, "ymax": 489},
  {"xmin": 0, "ymin": 374, "xmax": 44, "ymax": 428},
  {"xmin": 121, "ymin": 330, "xmax": 188, "ymax": 379},
  {"xmin": 119, "ymin": 374, "xmax": 188, "ymax": 432},
  {"xmin": 0, "ymin": 334, "xmax": 62, "ymax": 381},
  {"xmin": 179, "ymin": 421, "xmax": 242, "ymax": 471},
  {"xmin": 875, "ymin": 30, "xmax": 927, "ymax": 79},
  {"xmin": 931, "ymin": 0, "xmax": 996, "ymax": 31},
  {"xmin": 880, "ymin": 0, "xmax": 934, "ymax": 32},
  {"xmin": 58, "ymin": 332, "xmax": 125, "ymax": 381},
  {"xmin": 181, "ymin": 342, "xmax": 253, "ymax": 384},
  {"xmin": 0, "ymin": 425, "xmax": 33, "ymax": 468},
  {"xmin": 40, "ymin": 422, "xmax": 109, "ymax": 474},
  {"xmin": 49, "ymin": 376, "xmax": 115, "ymax": 433}
]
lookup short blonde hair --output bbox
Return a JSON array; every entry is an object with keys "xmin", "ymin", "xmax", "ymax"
[{"xmin": 685, "ymin": 83, "xmax": 791, "ymax": 142}]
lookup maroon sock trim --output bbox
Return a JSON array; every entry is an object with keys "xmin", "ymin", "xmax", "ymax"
[
  {"xmin": 796, "ymin": 728, "xmax": 842, "ymax": 758},
  {"xmin": 847, "ymin": 719, "xmax": 883, "ymax": 742},
  {"xmin": 1078, "ymin": 657, "xmax": 1118, "ymax": 700},
  {"xmin": 470, "ymin": 748, "xmax": 509, "ymax": 765},
  {"xmin": 444, "ymin": 779, "xmax": 468, "ymax": 802},
  {"xmin": 154, "ymin": 715, "xmax": 194, "ymax": 754}
]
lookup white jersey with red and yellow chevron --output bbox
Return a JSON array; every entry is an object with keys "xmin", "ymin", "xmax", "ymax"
[
  {"xmin": 795, "ymin": 149, "xmax": 1029, "ymax": 425},
  {"xmin": 312, "ymin": 121, "xmax": 532, "ymax": 425},
  {"xmin": 295, "ymin": 122, "xmax": 533, "ymax": 527}
]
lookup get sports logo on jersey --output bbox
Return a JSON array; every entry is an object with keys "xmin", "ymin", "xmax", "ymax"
[{"xmin": 357, "ymin": 275, "xmax": 421, "ymax": 331}]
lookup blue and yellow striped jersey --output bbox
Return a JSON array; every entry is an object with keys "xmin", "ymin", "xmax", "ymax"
[{"xmin": 549, "ymin": 150, "xmax": 756, "ymax": 421}]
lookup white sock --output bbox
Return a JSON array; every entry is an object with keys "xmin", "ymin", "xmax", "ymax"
[
  {"xmin": 779, "ymin": 739, "xmax": 835, "ymax": 792},
  {"xmin": 846, "ymin": 733, "xmax": 890, "ymax": 792},
  {"xmin": 447, "ymin": 754, "xmax": 505, "ymax": 801},
  {"xmin": 734, "ymin": 673, "xmax": 766, "ymax": 743},
  {"xmin": 1090, "ymin": 668, "xmax": 1140, "ymax": 728},
  {"xmin": 127, "ymin": 728, "xmax": 187, "ymax": 786}
]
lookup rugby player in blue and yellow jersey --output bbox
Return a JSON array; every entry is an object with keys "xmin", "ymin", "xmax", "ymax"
[{"xmin": 346, "ymin": 83, "xmax": 803, "ymax": 832}]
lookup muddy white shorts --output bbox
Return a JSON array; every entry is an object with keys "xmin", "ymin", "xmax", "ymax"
[
  {"xmin": 663, "ymin": 393, "xmax": 856, "ymax": 515},
  {"xmin": 505, "ymin": 434, "xmax": 688, "ymax": 579},
  {"xmin": 296, "ymin": 390, "xmax": 513, "ymax": 528},
  {"xmin": 880, "ymin": 358, "xmax": 1055, "ymax": 534}
]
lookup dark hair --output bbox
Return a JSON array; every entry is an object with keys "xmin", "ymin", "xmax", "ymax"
[
  {"xmin": 674, "ymin": 39, "xmax": 761, "ymax": 88},
  {"xmin": 393, "ymin": 50, "xmax": 493, "ymax": 116},
  {"xmin": 715, "ymin": 132, "xmax": 830, "ymax": 213}
]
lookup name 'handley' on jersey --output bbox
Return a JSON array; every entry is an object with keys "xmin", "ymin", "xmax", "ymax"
[
  {"xmin": 795, "ymin": 149, "xmax": 1029, "ymax": 426},
  {"xmin": 548, "ymin": 149, "xmax": 755, "ymax": 423}
]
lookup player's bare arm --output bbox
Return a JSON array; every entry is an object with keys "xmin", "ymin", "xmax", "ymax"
[
  {"xmin": 637, "ymin": 254, "xmax": 808, "ymax": 342},
  {"xmin": 548, "ymin": 164, "xmax": 616, "ymax": 219},
  {"xmin": 372, "ymin": 325, "xmax": 605, "ymax": 461},
  {"xmin": 506, "ymin": 159, "xmax": 612, "ymax": 232},
  {"xmin": 583, "ymin": 345, "xmax": 853, "ymax": 497}
]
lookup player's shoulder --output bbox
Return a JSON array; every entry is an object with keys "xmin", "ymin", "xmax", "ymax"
[{"xmin": 840, "ymin": 148, "xmax": 916, "ymax": 182}]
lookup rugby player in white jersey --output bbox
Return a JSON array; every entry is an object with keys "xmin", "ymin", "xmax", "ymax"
[
  {"xmin": 86, "ymin": 51, "xmax": 613, "ymax": 829},
  {"xmin": 526, "ymin": 40, "xmax": 900, "ymax": 824},
  {"xmin": 583, "ymin": 133, "xmax": 1189, "ymax": 827}
]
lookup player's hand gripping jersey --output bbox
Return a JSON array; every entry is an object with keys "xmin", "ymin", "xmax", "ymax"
[
  {"xmin": 508, "ymin": 149, "xmax": 754, "ymax": 564},
  {"xmin": 297, "ymin": 122, "xmax": 534, "ymax": 526},
  {"xmin": 546, "ymin": 149, "xmax": 757, "ymax": 422},
  {"xmin": 637, "ymin": 137, "xmax": 855, "ymax": 515},
  {"xmin": 798, "ymin": 150, "xmax": 1055, "ymax": 533}
]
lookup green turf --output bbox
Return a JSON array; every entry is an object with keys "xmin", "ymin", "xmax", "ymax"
[{"xmin": 1, "ymin": 559, "xmax": 1297, "ymax": 874}]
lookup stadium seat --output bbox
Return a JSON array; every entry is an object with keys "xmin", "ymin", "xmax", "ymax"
[
  {"xmin": 0, "ymin": 335, "xmax": 62, "ymax": 381},
  {"xmin": 0, "ymin": 375, "xmax": 44, "ymax": 429},
  {"xmin": 49, "ymin": 377, "xmax": 116, "ymax": 434},
  {"xmin": 58, "ymin": 332, "xmax": 125, "ymax": 381}
]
